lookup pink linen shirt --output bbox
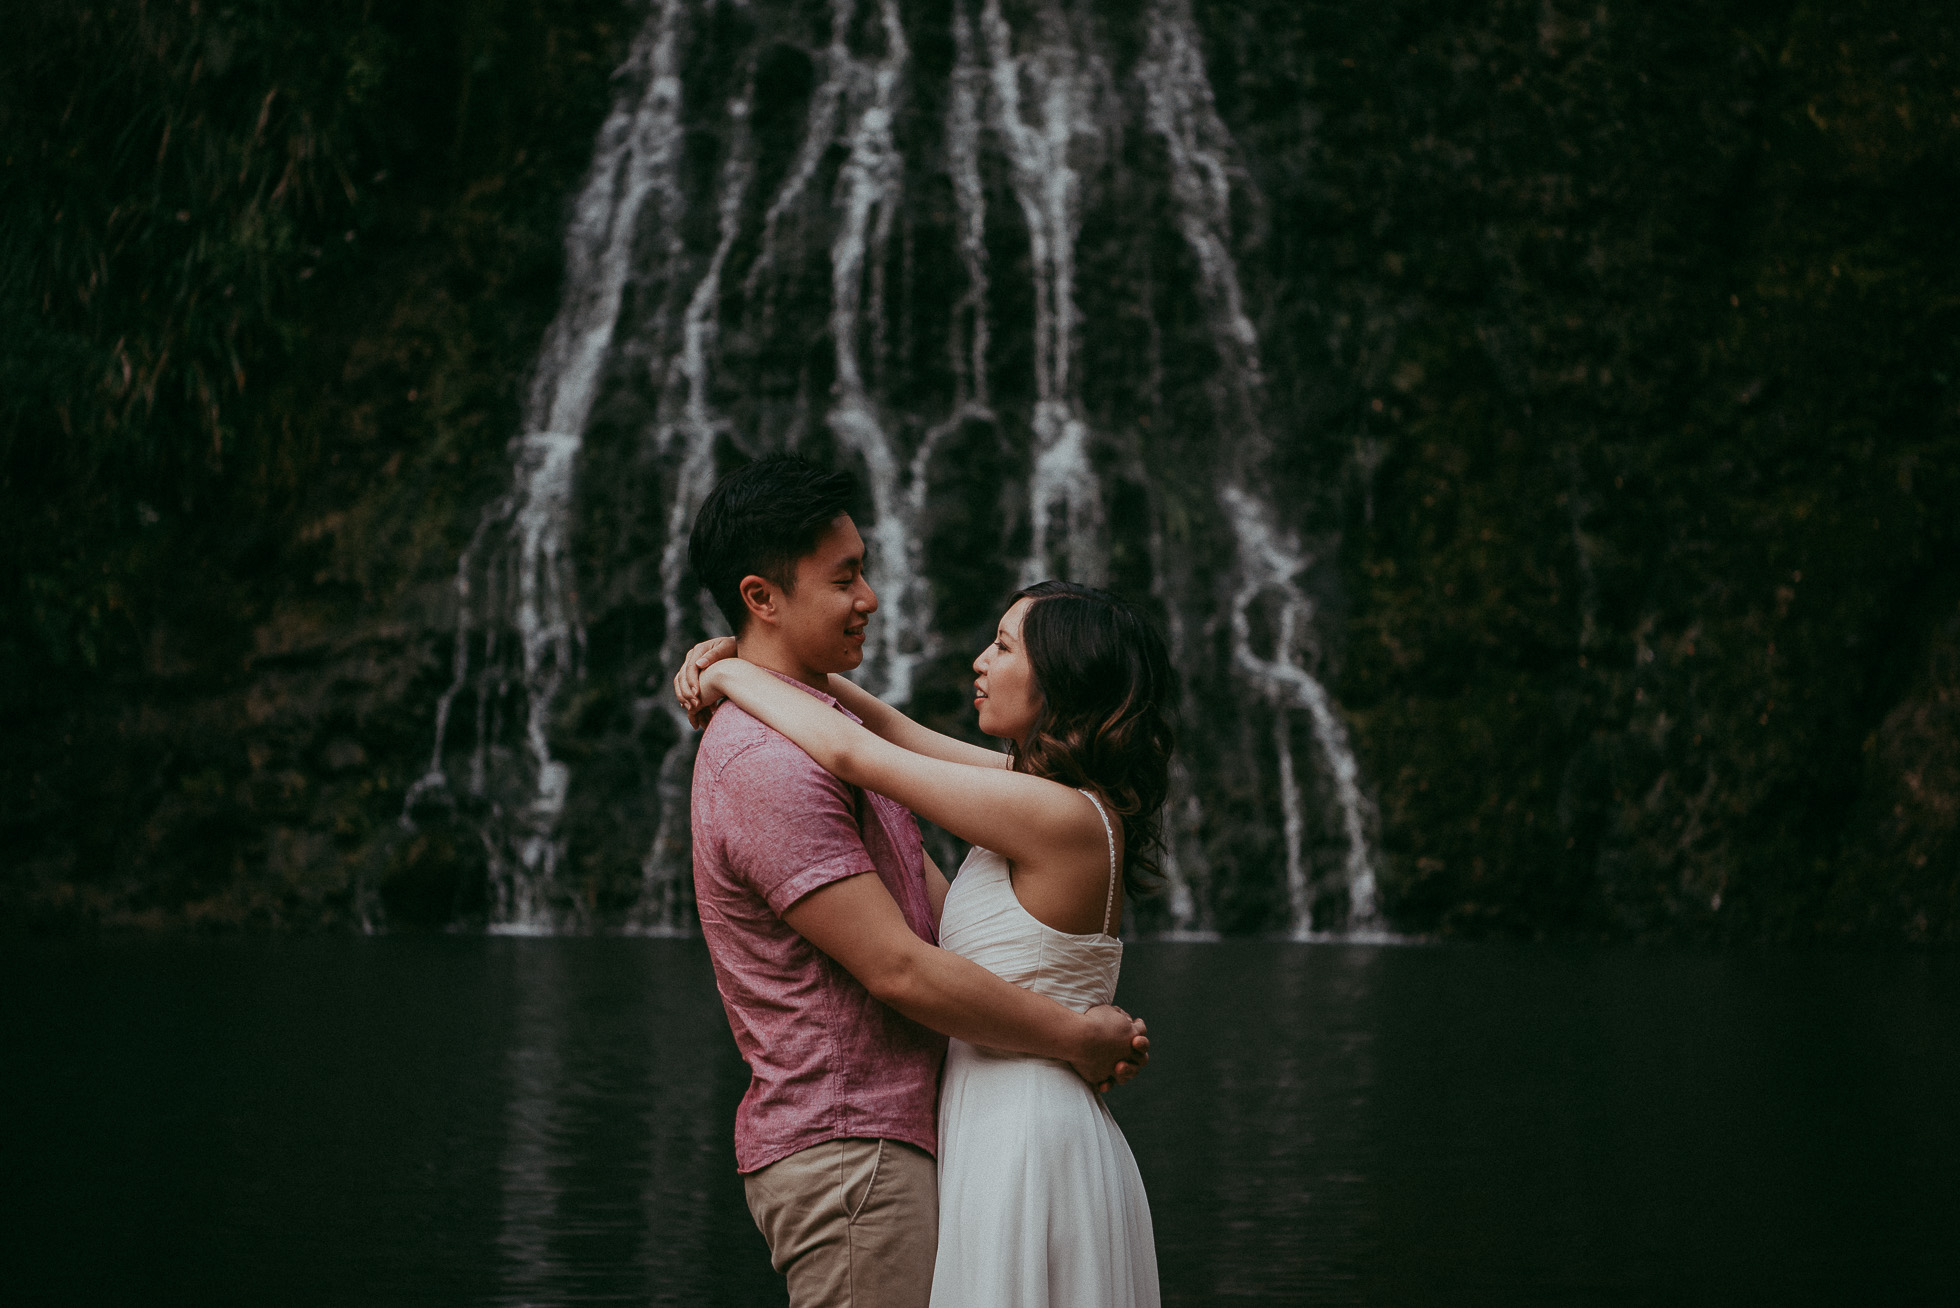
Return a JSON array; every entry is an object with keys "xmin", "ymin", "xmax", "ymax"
[{"xmin": 691, "ymin": 674, "xmax": 946, "ymax": 1174}]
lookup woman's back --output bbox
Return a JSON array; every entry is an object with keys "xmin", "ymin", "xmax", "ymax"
[
  {"xmin": 939, "ymin": 845, "xmax": 1122, "ymax": 1013},
  {"xmin": 929, "ymin": 816, "xmax": 1160, "ymax": 1308}
]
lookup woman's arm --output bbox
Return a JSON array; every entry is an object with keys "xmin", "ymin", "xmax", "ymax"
[
  {"xmin": 824, "ymin": 674, "xmax": 1010, "ymax": 770},
  {"xmin": 673, "ymin": 634, "xmax": 1006, "ymax": 769},
  {"xmin": 700, "ymin": 660, "xmax": 1101, "ymax": 869}
]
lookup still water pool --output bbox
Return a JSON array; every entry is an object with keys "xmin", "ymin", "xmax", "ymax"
[{"xmin": 6, "ymin": 938, "xmax": 1956, "ymax": 1306}]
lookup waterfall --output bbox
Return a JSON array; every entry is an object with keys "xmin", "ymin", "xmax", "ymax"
[
  {"xmin": 1224, "ymin": 486, "xmax": 1380, "ymax": 934},
  {"xmin": 411, "ymin": 0, "xmax": 1384, "ymax": 937},
  {"xmin": 975, "ymin": 0, "xmax": 1112, "ymax": 588},
  {"xmin": 403, "ymin": 0, "xmax": 690, "ymax": 933},
  {"xmin": 629, "ymin": 58, "xmax": 757, "ymax": 936},
  {"xmin": 1137, "ymin": 0, "xmax": 1379, "ymax": 932},
  {"xmin": 819, "ymin": 0, "xmax": 944, "ymax": 708}
]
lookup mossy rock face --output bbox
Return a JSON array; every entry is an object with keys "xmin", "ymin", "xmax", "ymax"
[
  {"xmin": 1, "ymin": 0, "xmax": 632, "ymax": 932},
  {"xmin": 4, "ymin": 0, "xmax": 1956, "ymax": 942}
]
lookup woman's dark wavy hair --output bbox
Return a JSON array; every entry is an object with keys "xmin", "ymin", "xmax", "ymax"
[{"xmin": 1005, "ymin": 581, "xmax": 1176, "ymax": 897}]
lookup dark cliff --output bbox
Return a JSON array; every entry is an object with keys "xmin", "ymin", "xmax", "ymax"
[{"xmin": 3, "ymin": 0, "xmax": 1954, "ymax": 941}]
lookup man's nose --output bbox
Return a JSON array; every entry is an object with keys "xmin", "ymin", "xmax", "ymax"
[{"xmin": 856, "ymin": 577, "xmax": 878, "ymax": 612}]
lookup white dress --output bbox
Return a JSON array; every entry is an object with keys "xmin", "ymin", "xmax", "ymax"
[{"xmin": 929, "ymin": 792, "xmax": 1160, "ymax": 1308}]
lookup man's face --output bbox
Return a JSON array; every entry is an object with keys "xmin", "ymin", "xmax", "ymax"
[{"xmin": 772, "ymin": 514, "xmax": 877, "ymax": 675}]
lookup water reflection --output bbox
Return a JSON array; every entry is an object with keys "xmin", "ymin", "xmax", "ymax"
[
  {"xmin": 488, "ymin": 941, "xmax": 768, "ymax": 1305},
  {"xmin": 1118, "ymin": 942, "xmax": 1389, "ymax": 1303},
  {"xmin": 6, "ymin": 939, "xmax": 1956, "ymax": 1306},
  {"xmin": 1115, "ymin": 942, "xmax": 1960, "ymax": 1306},
  {"xmin": 496, "ymin": 945, "xmax": 572, "ymax": 1301}
]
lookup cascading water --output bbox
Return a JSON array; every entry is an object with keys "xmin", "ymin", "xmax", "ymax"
[
  {"xmin": 629, "ymin": 46, "xmax": 756, "ymax": 936},
  {"xmin": 814, "ymin": 0, "xmax": 946, "ymax": 710},
  {"xmin": 973, "ymin": 0, "xmax": 1112, "ymax": 588},
  {"xmin": 1137, "ymin": 0, "xmax": 1379, "ymax": 934},
  {"xmin": 403, "ymin": 0, "xmax": 690, "ymax": 933},
  {"xmin": 411, "ymin": 0, "xmax": 1383, "ymax": 938}
]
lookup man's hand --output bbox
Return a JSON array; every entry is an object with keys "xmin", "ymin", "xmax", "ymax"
[
  {"xmin": 1071, "ymin": 1004, "xmax": 1150, "ymax": 1094},
  {"xmin": 784, "ymin": 873, "xmax": 1151, "ymax": 1086},
  {"xmin": 671, "ymin": 635, "xmax": 740, "ymax": 729}
]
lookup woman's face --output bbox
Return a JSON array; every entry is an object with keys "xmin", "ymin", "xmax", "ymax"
[{"xmin": 973, "ymin": 598, "xmax": 1041, "ymax": 741}]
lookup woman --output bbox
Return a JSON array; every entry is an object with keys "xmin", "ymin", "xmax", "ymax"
[{"xmin": 677, "ymin": 580, "xmax": 1171, "ymax": 1308}]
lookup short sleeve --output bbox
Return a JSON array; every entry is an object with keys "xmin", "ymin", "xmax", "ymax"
[{"xmin": 715, "ymin": 739, "xmax": 876, "ymax": 915}]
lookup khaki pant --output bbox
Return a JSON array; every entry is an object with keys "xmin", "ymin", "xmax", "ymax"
[{"xmin": 743, "ymin": 1137, "xmax": 938, "ymax": 1308}]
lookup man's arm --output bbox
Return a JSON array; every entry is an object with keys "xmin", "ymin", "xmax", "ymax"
[
  {"xmin": 783, "ymin": 871, "xmax": 1147, "ymax": 1089},
  {"xmin": 921, "ymin": 847, "xmax": 951, "ymax": 928}
]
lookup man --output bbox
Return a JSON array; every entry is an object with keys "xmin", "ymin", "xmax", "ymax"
[{"xmin": 685, "ymin": 455, "xmax": 1148, "ymax": 1308}]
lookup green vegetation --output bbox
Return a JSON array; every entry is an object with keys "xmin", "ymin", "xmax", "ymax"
[
  {"xmin": 2, "ymin": 0, "xmax": 627, "ymax": 927},
  {"xmin": 1205, "ymin": 0, "xmax": 1959, "ymax": 939}
]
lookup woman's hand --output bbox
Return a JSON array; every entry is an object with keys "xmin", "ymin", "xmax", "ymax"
[{"xmin": 672, "ymin": 635, "xmax": 740, "ymax": 729}]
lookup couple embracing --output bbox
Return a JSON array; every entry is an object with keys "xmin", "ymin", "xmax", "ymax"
[{"xmin": 675, "ymin": 455, "xmax": 1171, "ymax": 1307}]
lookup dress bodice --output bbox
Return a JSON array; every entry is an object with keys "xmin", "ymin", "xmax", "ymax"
[{"xmin": 939, "ymin": 846, "xmax": 1122, "ymax": 1013}]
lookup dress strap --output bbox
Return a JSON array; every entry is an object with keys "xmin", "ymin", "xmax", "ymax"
[{"xmin": 1079, "ymin": 789, "xmax": 1119, "ymax": 936}]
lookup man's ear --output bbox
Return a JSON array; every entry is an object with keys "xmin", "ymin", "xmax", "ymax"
[{"xmin": 738, "ymin": 574, "xmax": 776, "ymax": 627}]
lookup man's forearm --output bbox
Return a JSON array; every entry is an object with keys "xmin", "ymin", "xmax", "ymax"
[
  {"xmin": 780, "ymin": 869, "xmax": 1135, "ymax": 1082},
  {"xmin": 874, "ymin": 940, "xmax": 1090, "ymax": 1062}
]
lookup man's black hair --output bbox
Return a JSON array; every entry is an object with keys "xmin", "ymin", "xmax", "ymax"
[{"xmin": 689, "ymin": 454, "xmax": 859, "ymax": 634}]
